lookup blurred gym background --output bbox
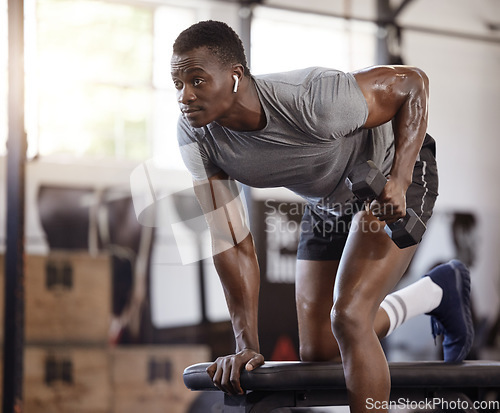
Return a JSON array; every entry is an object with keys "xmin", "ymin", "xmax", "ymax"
[{"xmin": 1, "ymin": 0, "xmax": 499, "ymax": 412}]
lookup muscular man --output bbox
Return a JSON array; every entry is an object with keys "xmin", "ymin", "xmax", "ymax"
[{"xmin": 171, "ymin": 20, "xmax": 473, "ymax": 413}]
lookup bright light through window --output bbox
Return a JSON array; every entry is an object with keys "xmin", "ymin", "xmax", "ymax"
[
  {"xmin": 0, "ymin": 2, "xmax": 377, "ymax": 163},
  {"xmin": 251, "ymin": 6, "xmax": 377, "ymax": 75},
  {"xmin": 0, "ymin": 0, "xmax": 196, "ymax": 165},
  {"xmin": 33, "ymin": 0, "xmax": 154, "ymax": 160},
  {"xmin": 0, "ymin": 0, "xmax": 7, "ymax": 154},
  {"xmin": 151, "ymin": 6, "xmax": 196, "ymax": 170}
]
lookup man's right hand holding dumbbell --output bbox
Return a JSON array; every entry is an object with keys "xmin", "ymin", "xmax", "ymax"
[
  {"xmin": 369, "ymin": 173, "xmax": 407, "ymax": 225},
  {"xmin": 346, "ymin": 160, "xmax": 426, "ymax": 248}
]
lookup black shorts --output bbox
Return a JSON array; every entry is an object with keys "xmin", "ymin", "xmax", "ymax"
[{"xmin": 297, "ymin": 134, "xmax": 439, "ymax": 261}]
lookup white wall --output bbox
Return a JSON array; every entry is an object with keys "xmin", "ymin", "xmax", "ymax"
[{"xmin": 397, "ymin": 0, "xmax": 500, "ymax": 322}]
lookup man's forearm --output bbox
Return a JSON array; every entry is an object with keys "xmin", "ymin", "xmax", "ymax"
[{"xmin": 213, "ymin": 233, "xmax": 261, "ymax": 352}]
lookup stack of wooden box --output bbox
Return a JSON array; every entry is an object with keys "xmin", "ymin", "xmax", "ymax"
[{"xmin": 0, "ymin": 252, "xmax": 209, "ymax": 413}]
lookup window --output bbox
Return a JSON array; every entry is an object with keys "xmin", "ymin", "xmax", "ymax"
[
  {"xmin": 1, "ymin": 0, "xmax": 196, "ymax": 166},
  {"xmin": 33, "ymin": 0, "xmax": 154, "ymax": 159},
  {"xmin": 251, "ymin": 6, "xmax": 377, "ymax": 75},
  {"xmin": 0, "ymin": 2, "xmax": 377, "ymax": 162}
]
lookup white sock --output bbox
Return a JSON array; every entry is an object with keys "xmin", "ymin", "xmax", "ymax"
[{"xmin": 380, "ymin": 276, "xmax": 443, "ymax": 337}]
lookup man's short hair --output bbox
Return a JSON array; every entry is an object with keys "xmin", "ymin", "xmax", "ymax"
[{"xmin": 173, "ymin": 20, "xmax": 251, "ymax": 76}]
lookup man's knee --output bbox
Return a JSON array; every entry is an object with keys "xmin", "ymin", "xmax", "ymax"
[
  {"xmin": 299, "ymin": 341, "xmax": 339, "ymax": 362},
  {"xmin": 330, "ymin": 300, "xmax": 372, "ymax": 343},
  {"xmin": 299, "ymin": 344, "xmax": 322, "ymax": 362}
]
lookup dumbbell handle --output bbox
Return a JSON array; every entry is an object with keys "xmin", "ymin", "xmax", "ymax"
[{"xmin": 346, "ymin": 160, "xmax": 426, "ymax": 248}]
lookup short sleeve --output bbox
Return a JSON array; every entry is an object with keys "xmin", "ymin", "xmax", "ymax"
[
  {"xmin": 177, "ymin": 116, "xmax": 222, "ymax": 181},
  {"xmin": 303, "ymin": 70, "xmax": 369, "ymax": 139}
]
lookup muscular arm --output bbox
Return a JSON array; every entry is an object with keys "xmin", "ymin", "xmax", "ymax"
[
  {"xmin": 353, "ymin": 65, "xmax": 429, "ymax": 220},
  {"xmin": 193, "ymin": 171, "xmax": 263, "ymax": 393},
  {"xmin": 212, "ymin": 233, "xmax": 260, "ymax": 352}
]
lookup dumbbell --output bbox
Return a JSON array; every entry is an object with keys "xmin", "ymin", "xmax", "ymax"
[{"xmin": 345, "ymin": 160, "xmax": 426, "ymax": 249}]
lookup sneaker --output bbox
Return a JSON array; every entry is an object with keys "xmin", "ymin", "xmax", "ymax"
[{"xmin": 424, "ymin": 260, "xmax": 474, "ymax": 362}]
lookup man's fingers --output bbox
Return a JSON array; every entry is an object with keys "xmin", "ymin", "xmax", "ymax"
[
  {"xmin": 205, "ymin": 351, "xmax": 264, "ymax": 395},
  {"xmin": 206, "ymin": 362, "xmax": 217, "ymax": 379},
  {"xmin": 369, "ymin": 199, "xmax": 405, "ymax": 223},
  {"xmin": 221, "ymin": 360, "xmax": 236, "ymax": 394},
  {"xmin": 211, "ymin": 363, "xmax": 224, "ymax": 391},
  {"xmin": 214, "ymin": 357, "xmax": 241, "ymax": 395},
  {"xmin": 230, "ymin": 367, "xmax": 244, "ymax": 395},
  {"xmin": 245, "ymin": 353, "xmax": 265, "ymax": 371}
]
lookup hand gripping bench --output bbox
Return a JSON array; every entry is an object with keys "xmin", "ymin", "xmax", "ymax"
[{"xmin": 183, "ymin": 361, "xmax": 500, "ymax": 412}]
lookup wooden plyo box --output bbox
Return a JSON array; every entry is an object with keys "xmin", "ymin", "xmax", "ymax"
[
  {"xmin": 24, "ymin": 345, "xmax": 111, "ymax": 413},
  {"xmin": 24, "ymin": 252, "xmax": 112, "ymax": 344},
  {"xmin": 110, "ymin": 345, "xmax": 210, "ymax": 413}
]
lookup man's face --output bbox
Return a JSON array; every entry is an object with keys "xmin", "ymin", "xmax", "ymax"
[{"xmin": 171, "ymin": 47, "xmax": 234, "ymax": 128}]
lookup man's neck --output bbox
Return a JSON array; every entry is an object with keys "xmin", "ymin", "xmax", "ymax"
[{"xmin": 217, "ymin": 77, "xmax": 266, "ymax": 132}]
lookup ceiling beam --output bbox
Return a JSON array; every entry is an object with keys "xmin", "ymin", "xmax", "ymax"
[{"xmin": 248, "ymin": 2, "xmax": 500, "ymax": 45}]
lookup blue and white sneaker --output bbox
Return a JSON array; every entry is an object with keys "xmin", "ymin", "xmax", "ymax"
[{"xmin": 423, "ymin": 260, "xmax": 474, "ymax": 362}]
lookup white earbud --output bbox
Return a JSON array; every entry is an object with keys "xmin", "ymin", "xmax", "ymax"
[{"xmin": 232, "ymin": 75, "xmax": 239, "ymax": 93}]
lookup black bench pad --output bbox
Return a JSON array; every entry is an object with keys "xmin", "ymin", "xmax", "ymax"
[{"xmin": 184, "ymin": 360, "xmax": 500, "ymax": 392}]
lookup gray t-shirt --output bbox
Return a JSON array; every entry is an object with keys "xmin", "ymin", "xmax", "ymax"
[{"xmin": 177, "ymin": 67, "xmax": 395, "ymax": 216}]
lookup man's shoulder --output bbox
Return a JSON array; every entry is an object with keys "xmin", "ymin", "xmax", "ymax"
[{"xmin": 254, "ymin": 66, "xmax": 345, "ymax": 88}]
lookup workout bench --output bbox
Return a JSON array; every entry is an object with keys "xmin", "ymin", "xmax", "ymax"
[{"xmin": 184, "ymin": 360, "xmax": 500, "ymax": 412}]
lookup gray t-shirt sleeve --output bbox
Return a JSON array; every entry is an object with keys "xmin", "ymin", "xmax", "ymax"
[
  {"xmin": 301, "ymin": 70, "xmax": 369, "ymax": 140},
  {"xmin": 177, "ymin": 115, "xmax": 221, "ymax": 181}
]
